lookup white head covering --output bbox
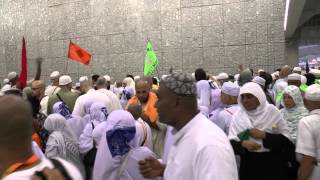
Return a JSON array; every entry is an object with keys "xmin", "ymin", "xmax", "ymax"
[
  {"xmin": 280, "ymin": 85, "xmax": 309, "ymax": 142},
  {"xmin": 293, "ymin": 67, "xmax": 302, "ymax": 73},
  {"xmin": 104, "ymin": 75, "xmax": 111, "ymax": 82},
  {"xmin": 258, "ymin": 69, "xmax": 264, "ymax": 73},
  {"xmin": 79, "ymin": 76, "xmax": 89, "ymax": 83},
  {"xmin": 288, "ymin": 73, "xmax": 301, "ymax": 81},
  {"xmin": 93, "ymin": 110, "xmax": 147, "ymax": 180},
  {"xmin": 305, "ymin": 84, "xmax": 320, "ymax": 101},
  {"xmin": 134, "ymin": 76, "xmax": 140, "ymax": 81},
  {"xmin": 50, "ymin": 71, "xmax": 60, "ymax": 80},
  {"xmin": 8, "ymin": 72, "xmax": 17, "ymax": 80},
  {"xmin": 59, "ymin": 75, "xmax": 72, "ymax": 86},
  {"xmin": 229, "ymin": 82, "xmax": 289, "ymax": 152},
  {"xmin": 221, "ymin": 82, "xmax": 240, "ymax": 97},
  {"xmin": 217, "ymin": 72, "xmax": 228, "ymax": 80},
  {"xmin": 123, "ymin": 77, "xmax": 135, "ymax": 90},
  {"xmin": 252, "ymin": 76, "xmax": 266, "ymax": 87},
  {"xmin": 3, "ymin": 78, "xmax": 9, "ymax": 84},
  {"xmin": 301, "ymin": 75, "xmax": 307, "ymax": 84},
  {"xmin": 44, "ymin": 114, "xmax": 84, "ymax": 174},
  {"xmin": 309, "ymin": 69, "xmax": 320, "ymax": 77},
  {"xmin": 89, "ymin": 102, "xmax": 109, "ymax": 127}
]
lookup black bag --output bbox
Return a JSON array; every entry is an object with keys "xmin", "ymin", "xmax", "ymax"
[
  {"xmin": 83, "ymin": 122, "xmax": 97, "ymax": 166},
  {"xmin": 49, "ymin": 158, "xmax": 72, "ymax": 180}
]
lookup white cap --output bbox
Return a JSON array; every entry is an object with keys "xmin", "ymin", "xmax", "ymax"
[
  {"xmin": 309, "ymin": 69, "xmax": 320, "ymax": 77},
  {"xmin": 305, "ymin": 84, "xmax": 320, "ymax": 101},
  {"xmin": 293, "ymin": 67, "xmax": 302, "ymax": 72},
  {"xmin": 3, "ymin": 79, "xmax": 9, "ymax": 84},
  {"xmin": 134, "ymin": 76, "xmax": 140, "ymax": 80},
  {"xmin": 274, "ymin": 71, "xmax": 280, "ymax": 76},
  {"xmin": 59, "ymin": 75, "xmax": 72, "ymax": 86},
  {"xmin": 221, "ymin": 82, "xmax": 240, "ymax": 96},
  {"xmin": 258, "ymin": 69, "xmax": 264, "ymax": 73},
  {"xmin": 252, "ymin": 76, "xmax": 266, "ymax": 87},
  {"xmin": 161, "ymin": 75, "xmax": 168, "ymax": 80},
  {"xmin": 301, "ymin": 75, "xmax": 307, "ymax": 84},
  {"xmin": 8, "ymin": 72, "xmax": 17, "ymax": 80},
  {"xmin": 50, "ymin": 71, "xmax": 60, "ymax": 79},
  {"xmin": 217, "ymin": 72, "xmax": 228, "ymax": 80},
  {"xmin": 79, "ymin": 76, "xmax": 88, "ymax": 83},
  {"xmin": 104, "ymin": 75, "xmax": 111, "ymax": 81},
  {"xmin": 271, "ymin": 74, "xmax": 276, "ymax": 80},
  {"xmin": 234, "ymin": 74, "xmax": 240, "ymax": 81},
  {"xmin": 288, "ymin": 73, "xmax": 301, "ymax": 81}
]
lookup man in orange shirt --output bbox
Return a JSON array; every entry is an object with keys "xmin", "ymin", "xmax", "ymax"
[
  {"xmin": 126, "ymin": 79, "xmax": 166, "ymax": 158},
  {"xmin": 127, "ymin": 79, "xmax": 158, "ymax": 128}
]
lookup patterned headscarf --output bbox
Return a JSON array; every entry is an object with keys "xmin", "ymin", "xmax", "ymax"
[
  {"xmin": 104, "ymin": 110, "xmax": 137, "ymax": 157},
  {"xmin": 161, "ymin": 73, "xmax": 196, "ymax": 96},
  {"xmin": 280, "ymin": 85, "xmax": 309, "ymax": 143},
  {"xmin": 53, "ymin": 101, "xmax": 72, "ymax": 119},
  {"xmin": 90, "ymin": 102, "xmax": 109, "ymax": 127}
]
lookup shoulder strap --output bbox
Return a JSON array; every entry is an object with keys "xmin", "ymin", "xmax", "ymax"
[
  {"xmin": 49, "ymin": 158, "xmax": 72, "ymax": 180},
  {"xmin": 56, "ymin": 93, "xmax": 64, "ymax": 104}
]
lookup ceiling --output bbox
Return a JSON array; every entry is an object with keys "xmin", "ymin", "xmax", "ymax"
[{"xmin": 285, "ymin": 0, "xmax": 320, "ymax": 38}]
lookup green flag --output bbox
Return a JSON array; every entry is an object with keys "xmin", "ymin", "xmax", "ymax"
[{"xmin": 144, "ymin": 41, "xmax": 159, "ymax": 76}]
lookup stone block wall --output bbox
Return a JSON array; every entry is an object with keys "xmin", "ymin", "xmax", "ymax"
[{"xmin": 0, "ymin": 0, "xmax": 286, "ymax": 82}]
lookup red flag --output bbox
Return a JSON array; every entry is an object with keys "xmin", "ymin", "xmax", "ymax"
[
  {"xmin": 68, "ymin": 41, "xmax": 92, "ymax": 65},
  {"xmin": 19, "ymin": 37, "xmax": 27, "ymax": 89}
]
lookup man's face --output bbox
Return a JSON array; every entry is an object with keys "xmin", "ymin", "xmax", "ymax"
[
  {"xmin": 31, "ymin": 83, "xmax": 44, "ymax": 98},
  {"xmin": 220, "ymin": 92, "xmax": 230, "ymax": 105},
  {"xmin": 288, "ymin": 80, "xmax": 301, "ymax": 87},
  {"xmin": 155, "ymin": 83, "xmax": 176, "ymax": 125},
  {"xmin": 241, "ymin": 93, "xmax": 260, "ymax": 111},
  {"xmin": 135, "ymin": 81, "xmax": 150, "ymax": 103}
]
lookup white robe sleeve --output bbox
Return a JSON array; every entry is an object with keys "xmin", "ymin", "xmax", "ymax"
[{"xmin": 79, "ymin": 123, "xmax": 94, "ymax": 154}]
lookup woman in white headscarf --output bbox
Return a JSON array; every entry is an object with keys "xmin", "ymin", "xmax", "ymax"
[
  {"xmin": 79, "ymin": 102, "xmax": 110, "ymax": 180},
  {"xmin": 228, "ymin": 82, "xmax": 294, "ymax": 180},
  {"xmin": 281, "ymin": 85, "xmax": 309, "ymax": 143},
  {"xmin": 79, "ymin": 102, "xmax": 109, "ymax": 154},
  {"xmin": 120, "ymin": 78, "xmax": 136, "ymax": 109},
  {"xmin": 92, "ymin": 110, "xmax": 156, "ymax": 180},
  {"xmin": 44, "ymin": 114, "xmax": 85, "ymax": 177},
  {"xmin": 53, "ymin": 101, "xmax": 87, "ymax": 140}
]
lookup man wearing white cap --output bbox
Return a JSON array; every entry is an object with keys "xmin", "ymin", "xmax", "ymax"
[
  {"xmin": 293, "ymin": 67, "xmax": 302, "ymax": 74},
  {"xmin": 45, "ymin": 71, "xmax": 61, "ymax": 96},
  {"xmin": 47, "ymin": 75, "xmax": 79, "ymax": 114},
  {"xmin": 212, "ymin": 82, "xmax": 240, "ymax": 134},
  {"xmin": 217, "ymin": 72, "xmax": 229, "ymax": 87},
  {"xmin": 296, "ymin": 84, "xmax": 320, "ymax": 180},
  {"xmin": 288, "ymin": 73, "xmax": 302, "ymax": 87},
  {"xmin": 252, "ymin": 76, "xmax": 266, "ymax": 88},
  {"xmin": 7, "ymin": 72, "xmax": 19, "ymax": 88}
]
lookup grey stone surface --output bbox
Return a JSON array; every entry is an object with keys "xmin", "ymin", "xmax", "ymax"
[{"xmin": 0, "ymin": 0, "xmax": 286, "ymax": 81}]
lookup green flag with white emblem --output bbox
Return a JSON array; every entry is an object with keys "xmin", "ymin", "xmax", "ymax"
[{"xmin": 144, "ymin": 41, "xmax": 159, "ymax": 76}]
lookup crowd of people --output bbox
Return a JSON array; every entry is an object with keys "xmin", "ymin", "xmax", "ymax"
[{"xmin": 0, "ymin": 63, "xmax": 320, "ymax": 180}]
